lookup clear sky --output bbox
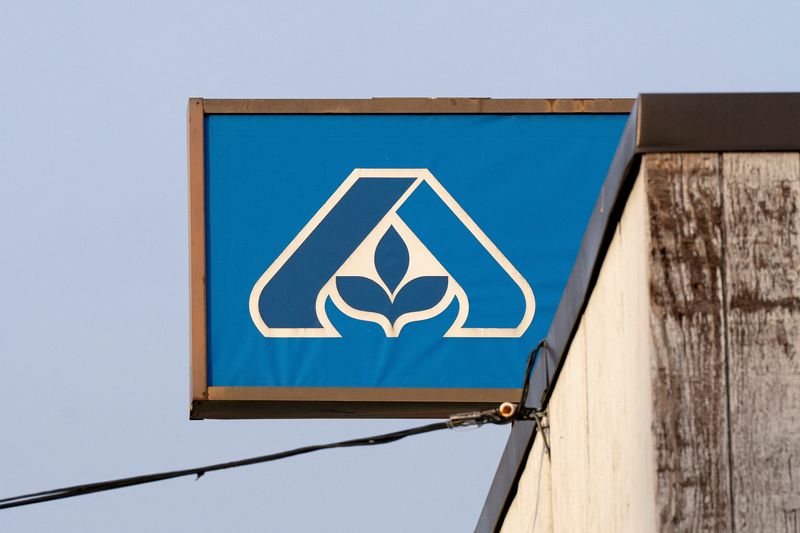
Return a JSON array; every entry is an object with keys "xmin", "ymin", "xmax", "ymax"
[{"xmin": 1, "ymin": 1, "xmax": 799, "ymax": 532}]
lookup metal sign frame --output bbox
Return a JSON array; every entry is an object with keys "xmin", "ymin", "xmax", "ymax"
[{"xmin": 188, "ymin": 97, "xmax": 633, "ymax": 419}]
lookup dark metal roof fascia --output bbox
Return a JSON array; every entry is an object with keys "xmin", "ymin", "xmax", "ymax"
[
  {"xmin": 475, "ymin": 92, "xmax": 800, "ymax": 533},
  {"xmin": 637, "ymin": 93, "xmax": 800, "ymax": 152}
]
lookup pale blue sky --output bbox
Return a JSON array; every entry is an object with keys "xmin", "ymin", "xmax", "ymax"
[{"xmin": 1, "ymin": 2, "xmax": 798, "ymax": 532}]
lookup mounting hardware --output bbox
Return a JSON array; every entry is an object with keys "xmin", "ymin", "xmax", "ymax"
[
  {"xmin": 498, "ymin": 402, "xmax": 517, "ymax": 419},
  {"xmin": 531, "ymin": 409, "xmax": 551, "ymax": 455}
]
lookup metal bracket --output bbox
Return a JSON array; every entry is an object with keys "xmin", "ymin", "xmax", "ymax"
[
  {"xmin": 446, "ymin": 402, "xmax": 518, "ymax": 429},
  {"xmin": 519, "ymin": 408, "xmax": 550, "ymax": 455}
]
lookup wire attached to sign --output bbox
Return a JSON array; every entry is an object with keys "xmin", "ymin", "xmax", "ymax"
[
  {"xmin": 516, "ymin": 339, "xmax": 550, "ymax": 454},
  {"xmin": 0, "ymin": 403, "xmax": 521, "ymax": 511},
  {"xmin": 518, "ymin": 339, "xmax": 547, "ymax": 416},
  {"xmin": 0, "ymin": 341, "xmax": 548, "ymax": 512}
]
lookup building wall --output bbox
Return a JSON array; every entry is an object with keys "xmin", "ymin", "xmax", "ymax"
[{"xmin": 499, "ymin": 153, "xmax": 800, "ymax": 533}]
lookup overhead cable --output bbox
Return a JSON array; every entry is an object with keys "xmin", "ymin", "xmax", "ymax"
[
  {"xmin": 0, "ymin": 340, "xmax": 546, "ymax": 511},
  {"xmin": 0, "ymin": 407, "xmax": 513, "ymax": 510}
]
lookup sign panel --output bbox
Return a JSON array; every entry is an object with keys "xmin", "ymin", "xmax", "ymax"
[{"xmin": 189, "ymin": 99, "xmax": 630, "ymax": 418}]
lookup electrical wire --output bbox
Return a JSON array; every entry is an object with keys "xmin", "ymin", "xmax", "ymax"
[
  {"xmin": 0, "ymin": 407, "xmax": 513, "ymax": 511},
  {"xmin": 518, "ymin": 340, "xmax": 550, "ymax": 454},
  {"xmin": 0, "ymin": 338, "xmax": 547, "ymax": 511},
  {"xmin": 519, "ymin": 339, "xmax": 547, "ymax": 412}
]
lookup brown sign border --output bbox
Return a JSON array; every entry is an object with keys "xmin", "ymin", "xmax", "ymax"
[{"xmin": 188, "ymin": 97, "xmax": 634, "ymax": 420}]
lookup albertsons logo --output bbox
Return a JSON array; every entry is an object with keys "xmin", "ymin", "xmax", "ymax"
[{"xmin": 249, "ymin": 169, "xmax": 534, "ymax": 338}]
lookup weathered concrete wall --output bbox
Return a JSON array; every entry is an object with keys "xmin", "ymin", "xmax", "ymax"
[{"xmin": 500, "ymin": 153, "xmax": 800, "ymax": 533}]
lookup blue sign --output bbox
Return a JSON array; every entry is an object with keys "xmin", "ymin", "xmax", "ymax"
[{"xmin": 201, "ymin": 111, "xmax": 626, "ymax": 400}]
